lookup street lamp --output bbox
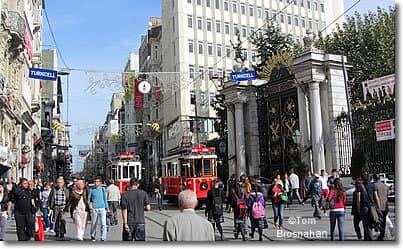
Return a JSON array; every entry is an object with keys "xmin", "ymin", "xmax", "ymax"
[{"xmin": 292, "ymin": 129, "xmax": 302, "ymax": 146}]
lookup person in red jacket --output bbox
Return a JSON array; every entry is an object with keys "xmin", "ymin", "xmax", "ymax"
[{"xmin": 326, "ymin": 178, "xmax": 347, "ymax": 240}]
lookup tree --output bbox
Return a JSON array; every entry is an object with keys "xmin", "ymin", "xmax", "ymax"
[
  {"xmin": 249, "ymin": 21, "xmax": 300, "ymax": 74},
  {"xmin": 350, "ymin": 149, "xmax": 369, "ymax": 179},
  {"xmin": 316, "ymin": 7, "xmax": 395, "ymax": 103}
]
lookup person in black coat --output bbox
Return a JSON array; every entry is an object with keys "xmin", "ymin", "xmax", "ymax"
[
  {"xmin": 8, "ymin": 178, "xmax": 36, "ymax": 241},
  {"xmin": 205, "ymin": 180, "xmax": 225, "ymax": 240}
]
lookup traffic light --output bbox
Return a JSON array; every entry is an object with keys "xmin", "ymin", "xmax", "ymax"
[{"xmin": 53, "ymin": 121, "xmax": 62, "ymax": 131}]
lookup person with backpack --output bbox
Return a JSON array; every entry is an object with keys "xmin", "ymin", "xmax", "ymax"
[
  {"xmin": 248, "ymin": 185, "xmax": 266, "ymax": 241},
  {"xmin": 226, "ymin": 174, "xmax": 236, "ymax": 213},
  {"xmin": 271, "ymin": 178, "xmax": 285, "ymax": 229},
  {"xmin": 232, "ymin": 187, "xmax": 248, "ymax": 241},
  {"xmin": 205, "ymin": 180, "xmax": 225, "ymax": 240}
]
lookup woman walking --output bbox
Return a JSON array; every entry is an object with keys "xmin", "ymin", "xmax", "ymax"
[
  {"xmin": 271, "ymin": 179, "xmax": 285, "ymax": 229},
  {"xmin": 248, "ymin": 185, "xmax": 267, "ymax": 241},
  {"xmin": 41, "ymin": 182, "xmax": 53, "ymax": 232},
  {"xmin": 327, "ymin": 178, "xmax": 347, "ymax": 240},
  {"xmin": 65, "ymin": 180, "xmax": 89, "ymax": 241},
  {"xmin": 283, "ymin": 173, "xmax": 290, "ymax": 208}
]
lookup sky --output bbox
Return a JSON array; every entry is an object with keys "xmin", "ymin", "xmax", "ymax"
[{"xmin": 41, "ymin": 0, "xmax": 396, "ymax": 173}]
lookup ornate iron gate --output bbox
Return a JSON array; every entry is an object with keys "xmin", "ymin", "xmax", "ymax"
[
  {"xmin": 257, "ymin": 75, "xmax": 300, "ymax": 178},
  {"xmin": 335, "ymin": 112, "xmax": 353, "ymax": 176}
]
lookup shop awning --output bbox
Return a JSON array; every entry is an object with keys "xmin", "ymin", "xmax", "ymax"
[{"xmin": 0, "ymin": 163, "xmax": 11, "ymax": 176}]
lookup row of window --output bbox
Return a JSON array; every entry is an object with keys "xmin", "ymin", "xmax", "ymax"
[
  {"xmin": 187, "ymin": 15, "xmax": 325, "ymax": 33},
  {"xmin": 190, "ymin": 90, "xmax": 216, "ymax": 106},
  {"xmin": 188, "ymin": 61, "xmax": 255, "ymax": 81},
  {"xmin": 187, "ymin": 0, "xmax": 325, "ymax": 14},
  {"xmin": 187, "ymin": 40, "xmax": 258, "ymax": 61}
]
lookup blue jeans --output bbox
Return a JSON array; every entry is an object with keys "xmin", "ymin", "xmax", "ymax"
[
  {"xmin": 90, "ymin": 208, "xmax": 107, "ymax": 241},
  {"xmin": 272, "ymin": 202, "xmax": 284, "ymax": 227},
  {"xmin": 157, "ymin": 195, "xmax": 164, "ymax": 210},
  {"xmin": 330, "ymin": 210, "xmax": 345, "ymax": 240},
  {"xmin": 290, "ymin": 188, "xmax": 303, "ymax": 204},
  {"xmin": 42, "ymin": 207, "xmax": 53, "ymax": 229},
  {"xmin": 122, "ymin": 223, "xmax": 145, "ymax": 241}
]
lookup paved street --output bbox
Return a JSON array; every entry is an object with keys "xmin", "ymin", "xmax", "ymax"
[{"xmin": 4, "ymin": 199, "xmax": 395, "ymax": 242}]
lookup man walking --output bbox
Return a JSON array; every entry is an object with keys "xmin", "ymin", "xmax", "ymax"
[
  {"xmin": 121, "ymin": 178, "xmax": 151, "ymax": 241},
  {"xmin": 48, "ymin": 176, "xmax": 70, "ymax": 239},
  {"xmin": 309, "ymin": 174, "xmax": 323, "ymax": 219},
  {"xmin": 163, "ymin": 190, "xmax": 214, "ymax": 241},
  {"xmin": 289, "ymin": 168, "xmax": 303, "ymax": 205},
  {"xmin": 88, "ymin": 177, "xmax": 109, "ymax": 241},
  {"xmin": 106, "ymin": 179, "xmax": 120, "ymax": 225},
  {"xmin": 154, "ymin": 177, "xmax": 166, "ymax": 211},
  {"xmin": 8, "ymin": 178, "xmax": 36, "ymax": 241},
  {"xmin": 373, "ymin": 174, "xmax": 389, "ymax": 240}
]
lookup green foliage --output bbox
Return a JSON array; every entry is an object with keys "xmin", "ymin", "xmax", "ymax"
[
  {"xmin": 316, "ymin": 7, "xmax": 395, "ymax": 103},
  {"xmin": 249, "ymin": 21, "xmax": 301, "ymax": 74}
]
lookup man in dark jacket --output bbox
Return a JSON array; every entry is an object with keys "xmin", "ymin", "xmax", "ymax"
[
  {"xmin": 373, "ymin": 174, "xmax": 389, "ymax": 240},
  {"xmin": 205, "ymin": 180, "xmax": 225, "ymax": 240},
  {"xmin": 8, "ymin": 178, "xmax": 36, "ymax": 241}
]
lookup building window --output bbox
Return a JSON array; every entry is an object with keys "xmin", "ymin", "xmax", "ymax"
[
  {"xmin": 243, "ymin": 50, "xmax": 248, "ymax": 61},
  {"xmin": 252, "ymin": 50, "xmax": 256, "ymax": 62},
  {"xmin": 265, "ymin": 8, "xmax": 269, "ymax": 20},
  {"xmin": 190, "ymin": 90, "xmax": 196, "ymax": 104},
  {"xmin": 249, "ymin": 5, "xmax": 254, "ymax": 16},
  {"xmin": 314, "ymin": 1, "xmax": 318, "ymax": 11},
  {"xmin": 226, "ymin": 46, "xmax": 231, "ymax": 58},
  {"xmin": 207, "ymin": 18, "xmax": 212, "ymax": 31},
  {"xmin": 242, "ymin": 26, "xmax": 247, "ymax": 37},
  {"xmin": 280, "ymin": 14, "xmax": 284, "ymax": 23},
  {"xmin": 209, "ymin": 92, "xmax": 215, "ymax": 104},
  {"xmin": 320, "ymin": 3, "xmax": 324, "ymax": 12},
  {"xmin": 197, "ymin": 0, "xmax": 201, "ymax": 5},
  {"xmin": 197, "ymin": 17, "xmax": 202, "ymax": 30},
  {"xmin": 307, "ymin": 0, "xmax": 311, "ymax": 9},
  {"xmin": 301, "ymin": 17, "xmax": 306, "ymax": 28},
  {"xmin": 215, "ymin": 0, "xmax": 220, "ymax": 9},
  {"xmin": 257, "ymin": 7, "xmax": 262, "ymax": 18},
  {"xmin": 232, "ymin": 1, "xmax": 237, "ymax": 13},
  {"xmin": 199, "ymin": 66, "xmax": 204, "ymax": 80},
  {"xmin": 309, "ymin": 18, "xmax": 312, "ymax": 29},
  {"xmin": 294, "ymin": 16, "xmax": 299, "ymax": 26},
  {"xmin": 188, "ymin": 39, "xmax": 194, "ymax": 53},
  {"xmin": 206, "ymin": 0, "xmax": 211, "ymax": 7},
  {"xmin": 200, "ymin": 92, "xmax": 206, "ymax": 106},
  {"xmin": 241, "ymin": 3, "xmax": 246, "ymax": 15},
  {"xmin": 224, "ymin": 1, "xmax": 229, "ymax": 11},
  {"xmin": 315, "ymin": 21, "xmax": 319, "ymax": 31},
  {"xmin": 258, "ymin": 31, "xmax": 263, "ymax": 38},
  {"xmin": 250, "ymin": 27, "xmax": 255, "ymax": 36},
  {"xmin": 301, "ymin": 0, "xmax": 304, "ymax": 7},
  {"xmin": 198, "ymin": 41, "xmax": 203, "ymax": 54},
  {"xmin": 208, "ymin": 43, "xmax": 213, "ymax": 56},
  {"xmin": 272, "ymin": 10, "xmax": 277, "ymax": 21},
  {"xmin": 189, "ymin": 65, "xmax": 195, "ymax": 79},
  {"xmin": 294, "ymin": 0, "xmax": 298, "ymax": 5},
  {"xmin": 187, "ymin": 0, "xmax": 192, "ymax": 3},
  {"xmin": 217, "ymin": 44, "xmax": 222, "ymax": 57},
  {"xmin": 288, "ymin": 15, "xmax": 292, "ymax": 25},
  {"xmin": 188, "ymin": 15, "xmax": 193, "ymax": 28},
  {"xmin": 234, "ymin": 24, "xmax": 238, "ymax": 34},
  {"xmin": 208, "ymin": 67, "xmax": 214, "ymax": 80},
  {"xmin": 216, "ymin": 20, "xmax": 221, "ymax": 33},
  {"xmin": 224, "ymin": 22, "xmax": 230, "ymax": 34}
]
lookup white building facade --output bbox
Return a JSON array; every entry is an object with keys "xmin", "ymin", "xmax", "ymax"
[{"xmin": 159, "ymin": 0, "xmax": 344, "ymax": 157}]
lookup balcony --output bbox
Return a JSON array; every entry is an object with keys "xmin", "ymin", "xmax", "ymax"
[{"xmin": 2, "ymin": 11, "xmax": 26, "ymax": 55}]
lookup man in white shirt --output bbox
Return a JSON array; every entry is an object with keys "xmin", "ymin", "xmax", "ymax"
[
  {"xmin": 106, "ymin": 179, "xmax": 121, "ymax": 226},
  {"xmin": 289, "ymin": 168, "xmax": 303, "ymax": 205}
]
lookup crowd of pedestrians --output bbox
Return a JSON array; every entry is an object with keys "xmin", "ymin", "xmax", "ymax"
[{"xmin": 0, "ymin": 168, "xmax": 395, "ymax": 242}]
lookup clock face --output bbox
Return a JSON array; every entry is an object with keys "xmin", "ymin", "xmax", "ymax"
[{"xmin": 138, "ymin": 81, "xmax": 151, "ymax": 94}]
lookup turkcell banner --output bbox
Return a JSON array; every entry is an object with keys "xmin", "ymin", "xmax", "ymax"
[
  {"xmin": 29, "ymin": 68, "xmax": 58, "ymax": 81},
  {"xmin": 230, "ymin": 70, "xmax": 257, "ymax": 82}
]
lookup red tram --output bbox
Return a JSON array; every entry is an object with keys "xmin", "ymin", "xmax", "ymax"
[
  {"xmin": 161, "ymin": 144, "xmax": 218, "ymax": 202},
  {"xmin": 105, "ymin": 152, "xmax": 142, "ymax": 193}
]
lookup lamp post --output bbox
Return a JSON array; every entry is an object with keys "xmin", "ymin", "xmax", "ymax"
[
  {"xmin": 292, "ymin": 129, "xmax": 302, "ymax": 161},
  {"xmin": 58, "ymin": 69, "xmax": 71, "ymax": 127}
]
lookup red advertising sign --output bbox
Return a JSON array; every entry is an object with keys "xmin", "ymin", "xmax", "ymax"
[
  {"xmin": 25, "ymin": 21, "xmax": 33, "ymax": 61},
  {"xmin": 119, "ymin": 151, "xmax": 135, "ymax": 159},
  {"xmin": 375, "ymin": 119, "xmax": 395, "ymax": 141},
  {"xmin": 134, "ymin": 79, "xmax": 143, "ymax": 109},
  {"xmin": 190, "ymin": 144, "xmax": 214, "ymax": 153}
]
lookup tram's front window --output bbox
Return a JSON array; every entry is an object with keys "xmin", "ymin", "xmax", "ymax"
[
  {"xmin": 123, "ymin": 165, "xmax": 129, "ymax": 179},
  {"xmin": 129, "ymin": 166, "xmax": 135, "ymax": 178},
  {"xmin": 204, "ymin": 159, "xmax": 211, "ymax": 176}
]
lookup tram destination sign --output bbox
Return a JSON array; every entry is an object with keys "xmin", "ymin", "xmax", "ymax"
[
  {"xmin": 230, "ymin": 70, "xmax": 256, "ymax": 82},
  {"xmin": 29, "ymin": 68, "xmax": 58, "ymax": 81}
]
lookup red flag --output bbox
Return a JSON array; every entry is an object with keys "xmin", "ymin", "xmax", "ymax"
[
  {"xmin": 154, "ymin": 86, "xmax": 161, "ymax": 101},
  {"xmin": 134, "ymin": 79, "xmax": 143, "ymax": 109},
  {"xmin": 39, "ymin": 80, "xmax": 43, "ymax": 89}
]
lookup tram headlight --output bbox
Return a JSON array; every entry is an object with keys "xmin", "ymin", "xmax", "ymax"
[{"xmin": 200, "ymin": 182, "xmax": 208, "ymax": 190}]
